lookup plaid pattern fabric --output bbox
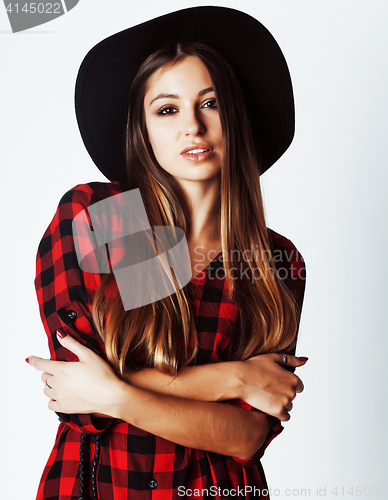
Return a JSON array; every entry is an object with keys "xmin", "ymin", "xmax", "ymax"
[{"xmin": 34, "ymin": 182, "xmax": 306, "ymax": 500}]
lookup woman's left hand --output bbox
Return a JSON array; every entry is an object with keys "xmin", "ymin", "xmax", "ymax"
[{"xmin": 27, "ymin": 331, "xmax": 122, "ymax": 416}]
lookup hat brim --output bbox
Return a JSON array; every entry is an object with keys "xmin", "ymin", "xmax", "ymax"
[{"xmin": 75, "ymin": 6, "xmax": 295, "ymax": 183}]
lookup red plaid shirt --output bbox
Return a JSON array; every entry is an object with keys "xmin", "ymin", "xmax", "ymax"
[{"xmin": 34, "ymin": 182, "xmax": 306, "ymax": 500}]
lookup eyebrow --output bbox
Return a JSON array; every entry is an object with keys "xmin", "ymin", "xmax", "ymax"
[{"xmin": 149, "ymin": 87, "xmax": 214, "ymax": 105}]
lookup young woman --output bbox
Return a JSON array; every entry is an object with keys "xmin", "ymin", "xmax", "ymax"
[{"xmin": 28, "ymin": 7, "xmax": 307, "ymax": 500}]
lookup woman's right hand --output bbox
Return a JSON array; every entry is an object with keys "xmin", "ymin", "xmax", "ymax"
[{"xmin": 235, "ymin": 354, "xmax": 307, "ymax": 421}]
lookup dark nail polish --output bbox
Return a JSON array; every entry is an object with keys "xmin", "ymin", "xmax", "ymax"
[
  {"xmin": 298, "ymin": 356, "xmax": 309, "ymax": 362},
  {"xmin": 56, "ymin": 330, "xmax": 67, "ymax": 339},
  {"xmin": 25, "ymin": 357, "xmax": 29, "ymax": 363}
]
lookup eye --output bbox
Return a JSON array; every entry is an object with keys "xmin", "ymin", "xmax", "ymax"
[
  {"xmin": 157, "ymin": 106, "xmax": 178, "ymax": 116},
  {"xmin": 202, "ymin": 98, "xmax": 218, "ymax": 109}
]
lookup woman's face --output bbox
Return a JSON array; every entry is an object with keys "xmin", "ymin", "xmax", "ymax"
[{"xmin": 143, "ymin": 56, "xmax": 223, "ymax": 186}]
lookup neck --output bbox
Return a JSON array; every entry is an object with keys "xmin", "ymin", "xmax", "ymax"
[{"xmin": 178, "ymin": 176, "xmax": 221, "ymax": 244}]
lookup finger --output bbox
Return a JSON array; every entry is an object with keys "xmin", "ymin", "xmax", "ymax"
[
  {"xmin": 40, "ymin": 372, "xmax": 53, "ymax": 384},
  {"xmin": 27, "ymin": 356, "xmax": 62, "ymax": 374},
  {"xmin": 43, "ymin": 385, "xmax": 53, "ymax": 397},
  {"xmin": 278, "ymin": 410, "xmax": 291, "ymax": 422},
  {"xmin": 285, "ymin": 401, "xmax": 293, "ymax": 412},
  {"xmin": 295, "ymin": 375, "xmax": 304, "ymax": 393},
  {"xmin": 48, "ymin": 399, "xmax": 60, "ymax": 412},
  {"xmin": 273, "ymin": 354, "xmax": 308, "ymax": 368},
  {"xmin": 56, "ymin": 331, "xmax": 90, "ymax": 362}
]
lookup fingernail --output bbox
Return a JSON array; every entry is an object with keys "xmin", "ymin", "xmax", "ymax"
[
  {"xmin": 25, "ymin": 357, "xmax": 29, "ymax": 363},
  {"xmin": 298, "ymin": 356, "xmax": 309, "ymax": 362},
  {"xmin": 56, "ymin": 330, "xmax": 67, "ymax": 339}
]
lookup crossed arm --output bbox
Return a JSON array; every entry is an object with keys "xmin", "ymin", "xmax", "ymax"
[{"xmin": 27, "ymin": 332, "xmax": 307, "ymax": 460}]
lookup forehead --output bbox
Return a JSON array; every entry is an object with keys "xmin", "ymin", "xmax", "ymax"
[{"xmin": 144, "ymin": 56, "xmax": 213, "ymax": 100}]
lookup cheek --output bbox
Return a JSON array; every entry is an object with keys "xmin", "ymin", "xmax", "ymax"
[
  {"xmin": 207, "ymin": 115, "xmax": 223, "ymax": 142},
  {"xmin": 147, "ymin": 122, "xmax": 175, "ymax": 163}
]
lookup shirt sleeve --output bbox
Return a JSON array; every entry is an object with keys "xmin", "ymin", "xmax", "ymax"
[
  {"xmin": 228, "ymin": 400, "xmax": 283, "ymax": 465},
  {"xmin": 232, "ymin": 232, "xmax": 306, "ymax": 464},
  {"xmin": 34, "ymin": 183, "xmax": 116, "ymax": 434}
]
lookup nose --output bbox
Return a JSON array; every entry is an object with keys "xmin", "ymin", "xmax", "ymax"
[{"xmin": 184, "ymin": 108, "xmax": 206, "ymax": 137}]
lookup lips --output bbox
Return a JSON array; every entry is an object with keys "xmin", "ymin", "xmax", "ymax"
[{"xmin": 180, "ymin": 143, "xmax": 215, "ymax": 162}]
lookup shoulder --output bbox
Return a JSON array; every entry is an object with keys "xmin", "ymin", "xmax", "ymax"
[
  {"xmin": 268, "ymin": 228, "xmax": 305, "ymax": 267},
  {"xmin": 38, "ymin": 181, "xmax": 128, "ymax": 255},
  {"xmin": 267, "ymin": 228, "xmax": 306, "ymax": 302},
  {"xmin": 57, "ymin": 181, "xmax": 128, "ymax": 215}
]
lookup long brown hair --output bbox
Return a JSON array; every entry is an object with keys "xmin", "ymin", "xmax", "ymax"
[{"xmin": 92, "ymin": 42, "xmax": 299, "ymax": 376}]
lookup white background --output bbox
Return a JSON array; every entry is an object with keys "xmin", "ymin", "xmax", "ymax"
[{"xmin": 1, "ymin": 0, "xmax": 387, "ymax": 498}]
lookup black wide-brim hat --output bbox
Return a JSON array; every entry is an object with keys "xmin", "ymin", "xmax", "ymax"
[{"xmin": 75, "ymin": 6, "xmax": 294, "ymax": 184}]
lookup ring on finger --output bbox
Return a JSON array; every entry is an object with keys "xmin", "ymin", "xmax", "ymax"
[
  {"xmin": 45, "ymin": 378, "xmax": 52, "ymax": 389},
  {"xmin": 283, "ymin": 354, "xmax": 288, "ymax": 366}
]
